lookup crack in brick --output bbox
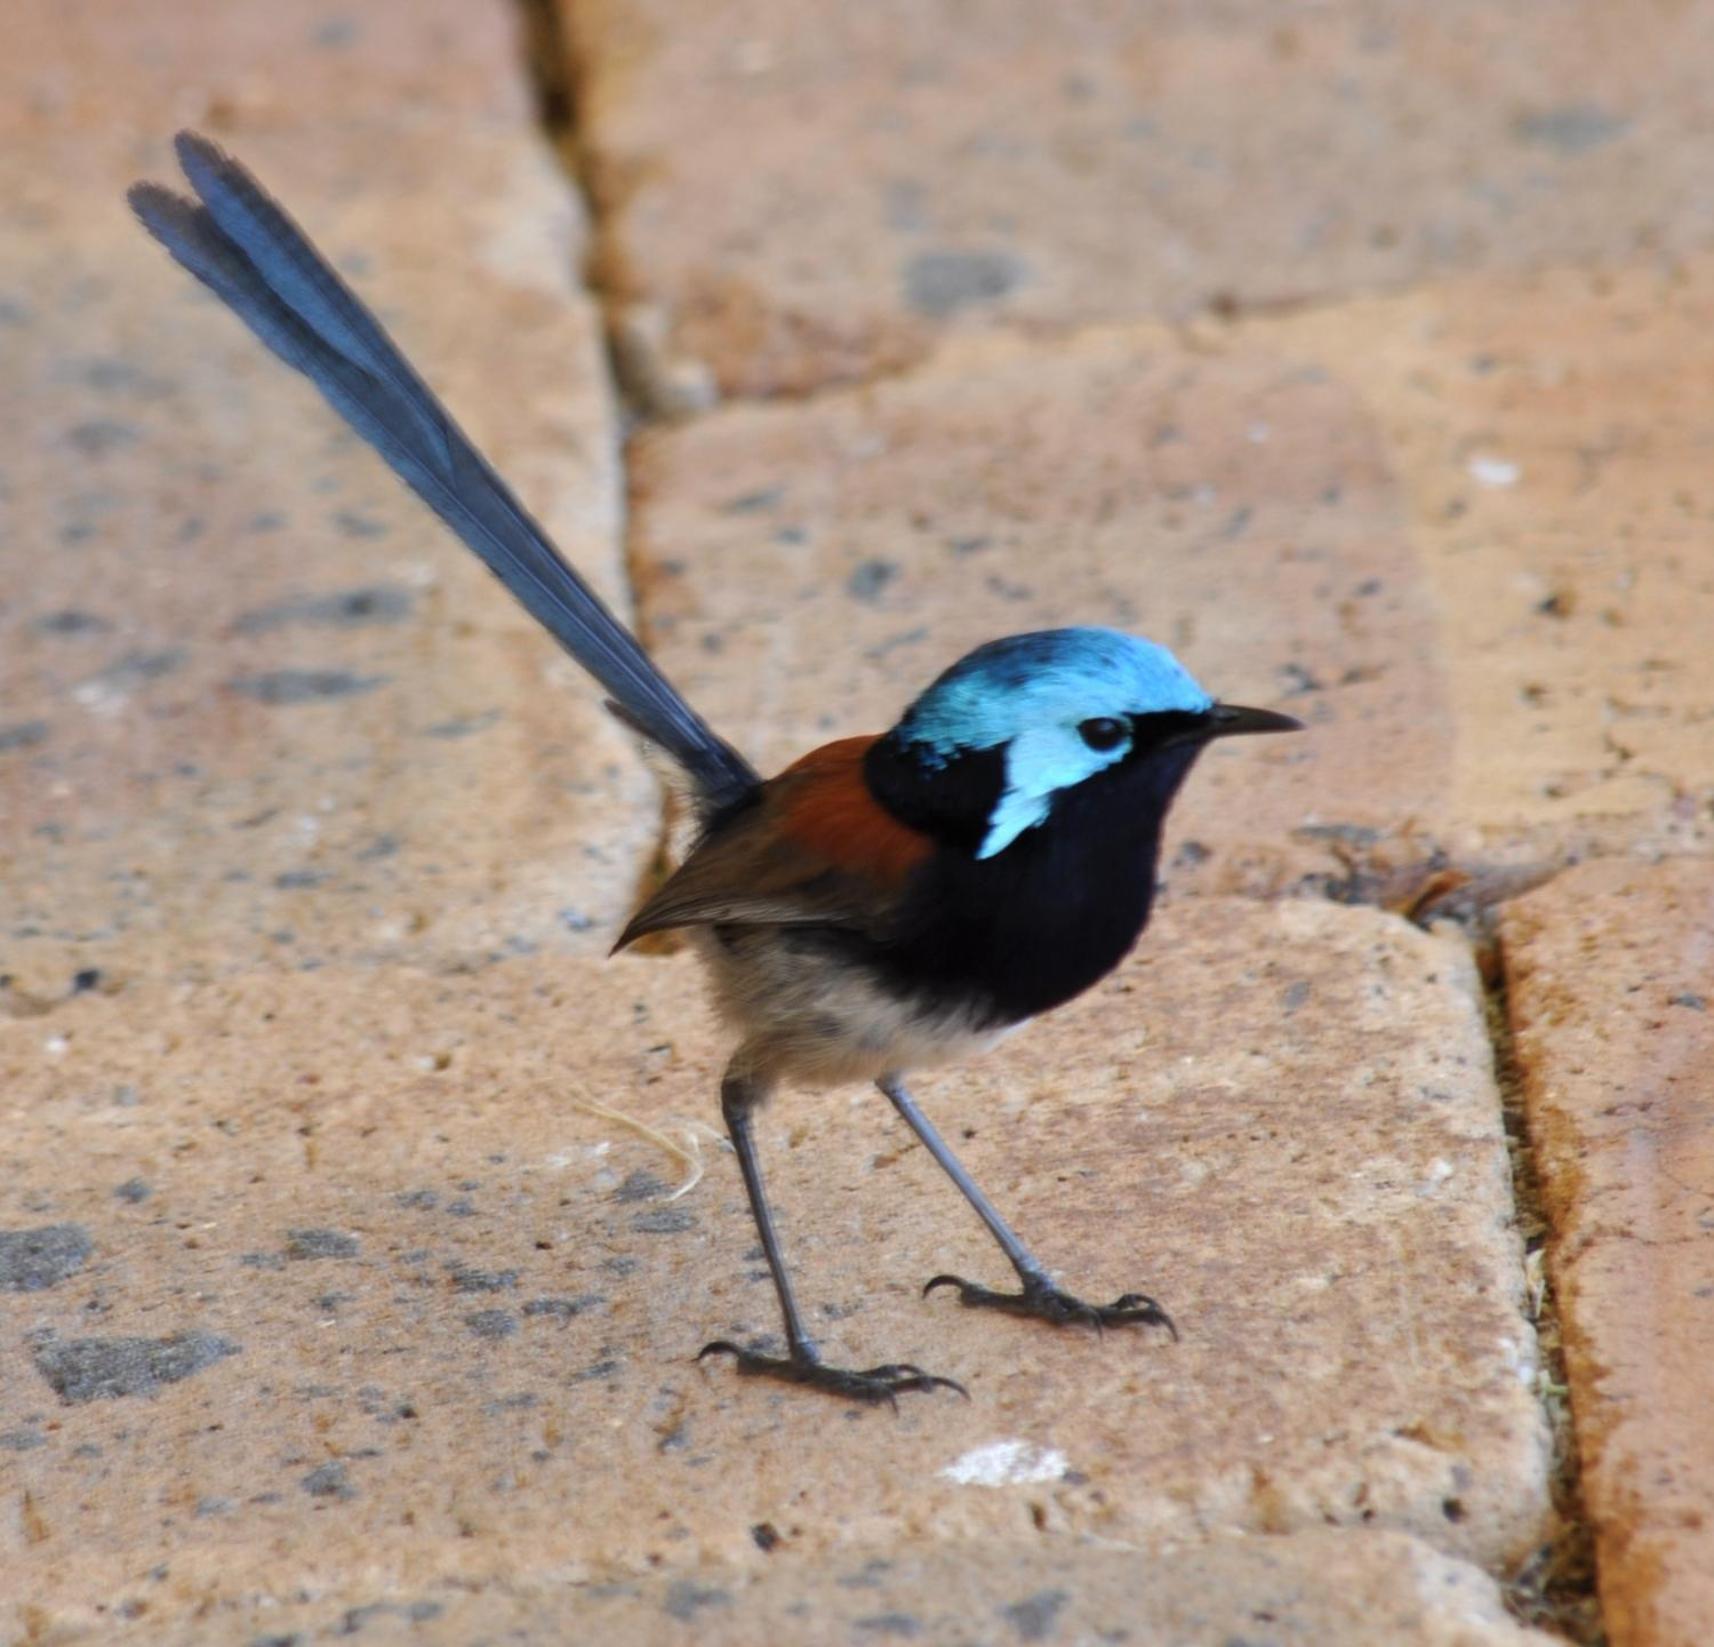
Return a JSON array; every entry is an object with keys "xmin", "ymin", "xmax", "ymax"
[{"xmin": 1483, "ymin": 927, "xmax": 1604, "ymax": 1645}]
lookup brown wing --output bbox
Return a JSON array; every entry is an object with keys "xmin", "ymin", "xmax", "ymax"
[{"xmin": 613, "ymin": 736, "xmax": 934, "ymax": 949}]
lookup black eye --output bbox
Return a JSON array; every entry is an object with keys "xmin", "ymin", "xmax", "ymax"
[{"xmin": 1077, "ymin": 716, "xmax": 1129, "ymax": 752}]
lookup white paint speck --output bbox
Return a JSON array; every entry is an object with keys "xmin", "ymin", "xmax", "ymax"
[
  {"xmin": 1467, "ymin": 455, "xmax": 1520, "ymax": 489},
  {"xmin": 1246, "ymin": 421, "xmax": 1272, "ymax": 444},
  {"xmin": 939, "ymin": 1439, "xmax": 1068, "ymax": 1487},
  {"xmin": 43, "ymin": 1036, "xmax": 69, "ymax": 1056}
]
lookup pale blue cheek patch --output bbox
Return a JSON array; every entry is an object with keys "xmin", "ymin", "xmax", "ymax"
[{"xmin": 977, "ymin": 725, "xmax": 1130, "ymax": 858}]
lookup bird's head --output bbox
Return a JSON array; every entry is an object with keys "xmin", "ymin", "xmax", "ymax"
[{"xmin": 864, "ymin": 627, "xmax": 1299, "ymax": 859}]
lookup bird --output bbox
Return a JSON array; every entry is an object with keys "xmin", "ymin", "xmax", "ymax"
[{"xmin": 130, "ymin": 133, "xmax": 1302, "ymax": 1405}]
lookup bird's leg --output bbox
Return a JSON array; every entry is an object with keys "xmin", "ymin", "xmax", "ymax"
[
  {"xmin": 698, "ymin": 1066, "xmax": 965, "ymax": 1404},
  {"xmin": 878, "ymin": 1074, "xmax": 1177, "ymax": 1338}
]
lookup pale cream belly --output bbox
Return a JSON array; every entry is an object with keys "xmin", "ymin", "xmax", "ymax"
[{"xmin": 691, "ymin": 927, "xmax": 1024, "ymax": 1089}]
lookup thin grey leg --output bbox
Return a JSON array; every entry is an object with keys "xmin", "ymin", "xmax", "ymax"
[
  {"xmin": 878, "ymin": 1073, "xmax": 1176, "ymax": 1338},
  {"xmin": 696, "ymin": 1062, "xmax": 968, "ymax": 1402}
]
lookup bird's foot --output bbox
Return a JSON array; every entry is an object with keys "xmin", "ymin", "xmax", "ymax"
[
  {"xmin": 697, "ymin": 1340, "xmax": 966, "ymax": 1406},
  {"xmin": 923, "ymin": 1272, "xmax": 1178, "ymax": 1340}
]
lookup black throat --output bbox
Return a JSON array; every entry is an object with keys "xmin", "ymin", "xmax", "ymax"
[{"xmin": 860, "ymin": 732, "xmax": 1206, "ymax": 1025}]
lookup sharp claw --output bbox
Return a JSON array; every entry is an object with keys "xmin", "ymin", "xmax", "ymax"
[
  {"xmin": 920, "ymin": 1274, "xmax": 1177, "ymax": 1339},
  {"xmin": 695, "ymin": 1340, "xmax": 963, "ymax": 1405}
]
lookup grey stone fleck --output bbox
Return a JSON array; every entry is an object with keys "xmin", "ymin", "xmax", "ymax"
[
  {"xmin": 0, "ymin": 1428, "xmax": 46, "ymax": 1451},
  {"xmin": 631, "ymin": 1207, "xmax": 696, "ymax": 1235},
  {"xmin": 80, "ymin": 649, "xmax": 185, "ymax": 696},
  {"xmin": 32, "ymin": 609, "xmax": 112, "ymax": 636},
  {"xmin": 448, "ymin": 1263, "xmax": 517, "ymax": 1293},
  {"xmin": 856, "ymin": 1615, "xmax": 922, "ymax": 1638},
  {"xmin": 1670, "ymin": 992, "xmax": 1707, "ymax": 1011},
  {"xmin": 336, "ymin": 1600, "xmax": 442, "ymax": 1634},
  {"xmin": 423, "ymin": 709, "xmax": 501, "ymax": 739},
  {"xmin": 274, "ymin": 869, "xmax": 329, "ymax": 890},
  {"xmin": 0, "ymin": 721, "xmax": 49, "ymax": 754},
  {"xmin": 465, "ymin": 1308, "xmax": 518, "ymax": 1340},
  {"xmin": 313, "ymin": 15, "xmax": 359, "ymax": 48},
  {"xmin": 331, "ymin": 509, "xmax": 389, "ymax": 539},
  {"xmin": 615, "ymin": 1170, "xmax": 668, "ymax": 1203},
  {"xmin": 523, "ymin": 1295, "xmax": 601, "ymax": 1321},
  {"xmin": 301, "ymin": 1460, "xmax": 356, "ymax": 1500},
  {"xmin": 286, "ymin": 1228, "xmax": 359, "ymax": 1260},
  {"xmin": 1281, "ymin": 980, "xmax": 1312, "ymax": 1012},
  {"xmin": 241, "ymin": 1251, "xmax": 288, "ymax": 1271},
  {"xmin": 1515, "ymin": 103, "xmax": 1630, "ymax": 156},
  {"xmin": 32, "ymin": 1331, "xmax": 240, "ymax": 1402},
  {"xmin": 233, "ymin": 585, "xmax": 413, "ymax": 634},
  {"xmin": 229, "ymin": 670, "xmax": 387, "ymax": 705},
  {"xmin": 839, "ymin": 1560, "xmax": 895, "ymax": 1590},
  {"xmin": 846, "ymin": 558, "xmax": 899, "ymax": 604},
  {"xmin": 1277, "ymin": 662, "xmax": 1324, "ymax": 696},
  {"xmin": 719, "ymin": 487, "xmax": 782, "ymax": 514},
  {"xmin": 65, "ymin": 418, "xmax": 139, "ymax": 457},
  {"xmin": 903, "ymin": 248, "xmax": 1028, "ymax": 317},
  {"xmin": 395, "ymin": 1189, "xmax": 438, "ymax": 1210},
  {"xmin": 568, "ymin": 1357, "xmax": 622, "ymax": 1383},
  {"xmin": 115, "ymin": 1178, "xmax": 152, "ymax": 1204},
  {"xmin": 663, "ymin": 1581, "xmax": 731, "ymax": 1622},
  {"xmin": 1002, "ymin": 1589, "xmax": 1069, "ymax": 1642},
  {"xmin": 0, "ymin": 1224, "xmax": 92, "ymax": 1290}
]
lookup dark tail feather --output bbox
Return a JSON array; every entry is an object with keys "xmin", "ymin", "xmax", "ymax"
[{"xmin": 129, "ymin": 131, "xmax": 759, "ymax": 817}]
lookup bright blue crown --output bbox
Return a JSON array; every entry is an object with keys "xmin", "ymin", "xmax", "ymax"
[{"xmin": 896, "ymin": 627, "xmax": 1212, "ymax": 765}]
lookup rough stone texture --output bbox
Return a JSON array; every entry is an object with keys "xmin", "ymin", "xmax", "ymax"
[
  {"xmin": 22, "ymin": 1533, "xmax": 1560, "ymax": 1645},
  {"xmin": 1502, "ymin": 858, "xmax": 1714, "ymax": 1647},
  {"xmin": 1245, "ymin": 260, "xmax": 1714, "ymax": 875},
  {"xmin": 0, "ymin": 0, "xmax": 650, "ymax": 993},
  {"xmin": 0, "ymin": 899, "xmax": 1547, "ymax": 1625},
  {"xmin": 565, "ymin": 0, "xmax": 1714, "ymax": 399},
  {"xmin": 629, "ymin": 329, "xmax": 1443, "ymax": 900}
]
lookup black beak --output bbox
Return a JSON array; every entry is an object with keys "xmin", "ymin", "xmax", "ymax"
[{"xmin": 1205, "ymin": 703, "xmax": 1303, "ymax": 739}]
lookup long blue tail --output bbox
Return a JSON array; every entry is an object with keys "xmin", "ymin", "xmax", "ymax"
[{"xmin": 130, "ymin": 131, "xmax": 759, "ymax": 818}]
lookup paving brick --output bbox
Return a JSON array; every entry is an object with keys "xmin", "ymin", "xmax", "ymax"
[
  {"xmin": 18, "ymin": 1533, "xmax": 1562, "ymax": 1645},
  {"xmin": 1502, "ymin": 858, "xmax": 1714, "ymax": 1647},
  {"xmin": 628, "ymin": 329, "xmax": 1442, "ymax": 899},
  {"xmin": 1245, "ymin": 260, "xmax": 1714, "ymax": 877},
  {"xmin": 0, "ymin": 0, "xmax": 649, "ymax": 991},
  {"xmin": 1, "ymin": 897, "xmax": 1546, "ymax": 1625},
  {"xmin": 565, "ymin": 0, "xmax": 1714, "ymax": 399}
]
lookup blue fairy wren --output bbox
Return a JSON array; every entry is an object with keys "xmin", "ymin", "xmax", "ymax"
[{"xmin": 131, "ymin": 134, "xmax": 1301, "ymax": 1404}]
